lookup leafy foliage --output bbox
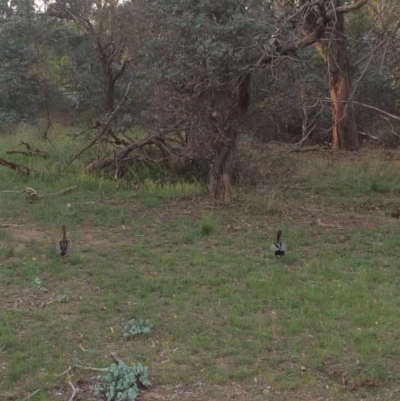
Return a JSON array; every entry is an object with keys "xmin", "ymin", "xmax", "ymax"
[
  {"xmin": 57, "ymin": 294, "xmax": 70, "ymax": 303},
  {"xmin": 93, "ymin": 362, "xmax": 150, "ymax": 401},
  {"xmin": 32, "ymin": 277, "xmax": 44, "ymax": 289},
  {"xmin": 123, "ymin": 319, "xmax": 153, "ymax": 339}
]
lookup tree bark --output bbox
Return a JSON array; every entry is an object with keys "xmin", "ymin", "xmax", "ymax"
[
  {"xmin": 208, "ymin": 73, "xmax": 251, "ymax": 202},
  {"xmin": 315, "ymin": 1, "xmax": 359, "ymax": 150},
  {"xmin": 328, "ymin": 53, "xmax": 359, "ymax": 151},
  {"xmin": 105, "ymin": 72, "xmax": 115, "ymax": 113},
  {"xmin": 209, "ymin": 130, "xmax": 240, "ymax": 203},
  {"xmin": 271, "ymin": 0, "xmax": 367, "ymax": 151}
]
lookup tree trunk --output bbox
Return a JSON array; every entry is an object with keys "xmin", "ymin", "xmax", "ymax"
[
  {"xmin": 328, "ymin": 58, "xmax": 359, "ymax": 150},
  {"xmin": 209, "ymin": 130, "xmax": 240, "ymax": 203},
  {"xmin": 316, "ymin": 1, "xmax": 359, "ymax": 150},
  {"xmin": 105, "ymin": 73, "xmax": 115, "ymax": 113},
  {"xmin": 208, "ymin": 73, "xmax": 251, "ymax": 203},
  {"xmin": 295, "ymin": 0, "xmax": 360, "ymax": 150}
]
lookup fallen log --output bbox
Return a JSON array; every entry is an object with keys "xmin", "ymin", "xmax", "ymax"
[
  {"xmin": 8, "ymin": 141, "xmax": 50, "ymax": 158},
  {"xmin": 84, "ymin": 127, "xmax": 186, "ymax": 172},
  {"xmin": 0, "ymin": 158, "xmax": 34, "ymax": 174}
]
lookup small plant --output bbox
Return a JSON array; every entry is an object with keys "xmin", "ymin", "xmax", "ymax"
[
  {"xmin": 93, "ymin": 362, "xmax": 150, "ymax": 401},
  {"xmin": 3, "ymin": 244, "xmax": 15, "ymax": 258},
  {"xmin": 123, "ymin": 319, "xmax": 153, "ymax": 339},
  {"xmin": 200, "ymin": 213, "xmax": 216, "ymax": 236},
  {"xmin": 57, "ymin": 294, "xmax": 70, "ymax": 303},
  {"xmin": 32, "ymin": 277, "xmax": 42, "ymax": 288}
]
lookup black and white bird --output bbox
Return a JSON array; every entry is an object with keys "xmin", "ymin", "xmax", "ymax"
[
  {"xmin": 270, "ymin": 230, "xmax": 286, "ymax": 257},
  {"xmin": 57, "ymin": 225, "xmax": 72, "ymax": 256}
]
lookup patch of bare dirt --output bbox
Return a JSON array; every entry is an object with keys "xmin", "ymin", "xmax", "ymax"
[
  {"xmin": 281, "ymin": 204, "xmax": 396, "ymax": 231},
  {"xmin": 82, "ymin": 229, "xmax": 116, "ymax": 247},
  {"xmin": 0, "ymin": 286, "xmax": 54, "ymax": 310},
  {"xmin": 3, "ymin": 224, "xmax": 45, "ymax": 243},
  {"xmin": 141, "ymin": 382, "xmax": 250, "ymax": 401}
]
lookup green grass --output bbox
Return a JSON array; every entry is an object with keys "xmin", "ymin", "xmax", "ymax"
[{"xmin": 1, "ymin": 129, "xmax": 400, "ymax": 400}]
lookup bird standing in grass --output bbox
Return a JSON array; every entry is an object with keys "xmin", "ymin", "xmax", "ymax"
[
  {"xmin": 57, "ymin": 225, "xmax": 72, "ymax": 256},
  {"xmin": 271, "ymin": 230, "xmax": 286, "ymax": 257}
]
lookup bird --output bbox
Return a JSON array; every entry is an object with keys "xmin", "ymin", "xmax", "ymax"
[
  {"xmin": 57, "ymin": 225, "xmax": 72, "ymax": 256},
  {"xmin": 270, "ymin": 230, "xmax": 286, "ymax": 257}
]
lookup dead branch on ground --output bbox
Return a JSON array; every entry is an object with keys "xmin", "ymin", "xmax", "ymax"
[
  {"xmin": 46, "ymin": 185, "xmax": 79, "ymax": 197},
  {"xmin": 111, "ymin": 352, "xmax": 126, "ymax": 365},
  {"xmin": 68, "ymin": 83, "xmax": 131, "ymax": 165},
  {"xmin": 22, "ymin": 389, "xmax": 41, "ymax": 401},
  {"xmin": 57, "ymin": 364, "xmax": 108, "ymax": 377},
  {"xmin": 5, "ymin": 141, "xmax": 50, "ymax": 158},
  {"xmin": 2, "ymin": 185, "xmax": 78, "ymax": 203},
  {"xmin": 84, "ymin": 126, "xmax": 187, "ymax": 172},
  {"xmin": 24, "ymin": 187, "xmax": 41, "ymax": 202},
  {"xmin": 0, "ymin": 158, "xmax": 35, "ymax": 174},
  {"xmin": 287, "ymin": 145, "xmax": 330, "ymax": 154},
  {"xmin": 68, "ymin": 381, "xmax": 77, "ymax": 401},
  {"xmin": 58, "ymin": 352, "xmax": 127, "ymax": 379}
]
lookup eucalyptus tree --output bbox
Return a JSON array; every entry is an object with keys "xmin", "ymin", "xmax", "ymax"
[
  {"xmin": 54, "ymin": 0, "xmax": 137, "ymax": 113},
  {"xmin": 0, "ymin": 0, "xmax": 59, "ymax": 132},
  {"xmin": 147, "ymin": 0, "xmax": 282, "ymax": 202}
]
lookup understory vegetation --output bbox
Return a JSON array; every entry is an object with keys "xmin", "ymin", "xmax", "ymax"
[
  {"xmin": 2, "ymin": 128, "xmax": 400, "ymax": 400},
  {"xmin": 1, "ymin": 1, "xmax": 400, "ymax": 399}
]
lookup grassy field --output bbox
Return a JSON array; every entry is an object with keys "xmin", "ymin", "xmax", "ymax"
[{"xmin": 1, "ymin": 126, "xmax": 400, "ymax": 400}]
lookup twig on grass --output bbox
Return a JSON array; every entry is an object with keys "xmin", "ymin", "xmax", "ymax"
[
  {"xmin": 68, "ymin": 381, "xmax": 77, "ymax": 401},
  {"xmin": 111, "ymin": 351, "xmax": 126, "ymax": 365},
  {"xmin": 45, "ymin": 185, "xmax": 79, "ymax": 197},
  {"xmin": 22, "ymin": 389, "xmax": 41, "ymax": 400},
  {"xmin": 58, "ymin": 352, "xmax": 126, "ymax": 379},
  {"xmin": 2, "ymin": 185, "xmax": 79, "ymax": 203},
  {"xmin": 57, "ymin": 364, "xmax": 108, "ymax": 377}
]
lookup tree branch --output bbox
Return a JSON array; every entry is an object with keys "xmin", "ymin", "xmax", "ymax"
[{"xmin": 67, "ymin": 83, "xmax": 131, "ymax": 165}]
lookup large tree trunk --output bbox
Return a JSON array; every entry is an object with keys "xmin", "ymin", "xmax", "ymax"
[
  {"xmin": 328, "ymin": 55, "xmax": 359, "ymax": 150},
  {"xmin": 315, "ymin": 1, "xmax": 359, "ymax": 150},
  {"xmin": 294, "ymin": 0, "xmax": 361, "ymax": 151},
  {"xmin": 209, "ymin": 130, "xmax": 240, "ymax": 203},
  {"xmin": 208, "ymin": 73, "xmax": 251, "ymax": 203}
]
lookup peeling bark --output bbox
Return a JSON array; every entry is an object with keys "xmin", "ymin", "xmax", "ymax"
[
  {"xmin": 315, "ymin": 1, "xmax": 359, "ymax": 150},
  {"xmin": 298, "ymin": 0, "xmax": 361, "ymax": 150}
]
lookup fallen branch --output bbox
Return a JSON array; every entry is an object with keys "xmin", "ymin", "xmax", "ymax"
[
  {"xmin": 6, "ymin": 150, "xmax": 49, "ymax": 158},
  {"xmin": 57, "ymin": 364, "xmax": 108, "ymax": 377},
  {"xmin": 68, "ymin": 83, "xmax": 131, "ymax": 165},
  {"xmin": 111, "ymin": 352, "xmax": 126, "ymax": 365},
  {"xmin": 24, "ymin": 187, "xmax": 41, "ymax": 202},
  {"xmin": 68, "ymin": 381, "xmax": 77, "ymax": 401},
  {"xmin": 6, "ymin": 141, "xmax": 50, "ymax": 158},
  {"xmin": 84, "ymin": 126, "xmax": 187, "ymax": 172},
  {"xmin": 287, "ymin": 145, "xmax": 330, "ymax": 154},
  {"xmin": 3, "ymin": 185, "xmax": 78, "ymax": 202},
  {"xmin": 22, "ymin": 389, "xmax": 41, "ymax": 401},
  {"xmin": 0, "ymin": 158, "xmax": 35, "ymax": 174},
  {"xmin": 44, "ymin": 185, "xmax": 79, "ymax": 197}
]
